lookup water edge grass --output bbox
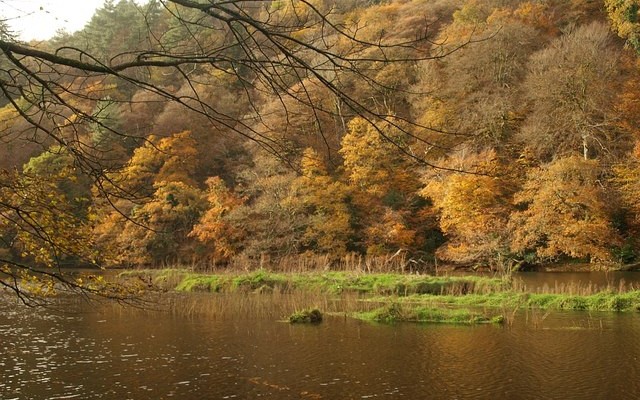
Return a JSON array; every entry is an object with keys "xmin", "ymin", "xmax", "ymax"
[
  {"xmin": 118, "ymin": 269, "xmax": 509, "ymax": 296},
  {"xmin": 115, "ymin": 269, "xmax": 640, "ymax": 326},
  {"xmin": 371, "ymin": 290, "xmax": 640, "ymax": 312},
  {"xmin": 353, "ymin": 303, "xmax": 504, "ymax": 324}
]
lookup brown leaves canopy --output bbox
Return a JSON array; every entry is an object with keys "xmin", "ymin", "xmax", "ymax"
[{"xmin": 518, "ymin": 22, "xmax": 628, "ymax": 161}]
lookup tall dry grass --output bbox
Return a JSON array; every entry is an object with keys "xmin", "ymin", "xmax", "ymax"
[{"xmin": 186, "ymin": 252, "xmax": 434, "ymax": 274}]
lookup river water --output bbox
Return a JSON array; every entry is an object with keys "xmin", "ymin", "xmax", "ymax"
[{"xmin": 2, "ymin": 272, "xmax": 640, "ymax": 399}]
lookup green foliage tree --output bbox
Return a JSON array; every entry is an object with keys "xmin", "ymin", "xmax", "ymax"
[
  {"xmin": 23, "ymin": 146, "xmax": 91, "ymax": 218},
  {"xmin": 606, "ymin": 0, "xmax": 640, "ymax": 51},
  {"xmin": 88, "ymin": 97, "xmax": 131, "ymax": 165}
]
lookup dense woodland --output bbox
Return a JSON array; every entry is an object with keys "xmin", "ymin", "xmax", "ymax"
[{"xmin": 3, "ymin": 0, "xmax": 640, "ymax": 271}]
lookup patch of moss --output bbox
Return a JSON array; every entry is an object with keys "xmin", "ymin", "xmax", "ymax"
[
  {"xmin": 289, "ymin": 308, "xmax": 323, "ymax": 324},
  {"xmin": 231, "ymin": 270, "xmax": 289, "ymax": 291},
  {"xmin": 355, "ymin": 303, "xmax": 500, "ymax": 325},
  {"xmin": 175, "ymin": 275, "xmax": 222, "ymax": 292}
]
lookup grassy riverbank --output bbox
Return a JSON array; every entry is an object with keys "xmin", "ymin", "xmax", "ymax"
[
  {"xmin": 119, "ymin": 269, "xmax": 508, "ymax": 296},
  {"xmin": 118, "ymin": 269, "xmax": 640, "ymax": 324},
  {"xmin": 380, "ymin": 291, "xmax": 640, "ymax": 312},
  {"xmin": 354, "ymin": 303, "xmax": 505, "ymax": 324}
]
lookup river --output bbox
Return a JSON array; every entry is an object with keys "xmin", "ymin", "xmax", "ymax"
[{"xmin": 2, "ymin": 272, "xmax": 640, "ymax": 399}]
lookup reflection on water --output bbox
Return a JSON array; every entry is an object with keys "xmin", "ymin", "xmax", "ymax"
[{"xmin": 1, "ymin": 274, "xmax": 640, "ymax": 399}]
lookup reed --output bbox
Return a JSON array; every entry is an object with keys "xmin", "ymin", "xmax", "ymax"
[
  {"xmin": 123, "ymin": 288, "xmax": 374, "ymax": 322},
  {"xmin": 140, "ymin": 252, "xmax": 436, "ymax": 274}
]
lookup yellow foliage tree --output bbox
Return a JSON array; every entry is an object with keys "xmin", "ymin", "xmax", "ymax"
[
  {"xmin": 0, "ymin": 170, "xmax": 96, "ymax": 267},
  {"xmin": 340, "ymin": 117, "xmax": 427, "ymax": 254},
  {"xmin": 290, "ymin": 148, "xmax": 353, "ymax": 256},
  {"xmin": 105, "ymin": 130, "xmax": 198, "ymax": 199},
  {"xmin": 510, "ymin": 156, "xmax": 621, "ymax": 262},
  {"xmin": 117, "ymin": 181, "xmax": 208, "ymax": 266},
  {"xmin": 92, "ymin": 130, "xmax": 201, "ymax": 264},
  {"xmin": 605, "ymin": 0, "xmax": 640, "ymax": 52},
  {"xmin": 421, "ymin": 149, "xmax": 511, "ymax": 266},
  {"xmin": 340, "ymin": 117, "xmax": 417, "ymax": 196}
]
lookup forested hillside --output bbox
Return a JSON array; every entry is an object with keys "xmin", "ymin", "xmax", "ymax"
[{"xmin": 2, "ymin": 0, "xmax": 640, "ymax": 271}]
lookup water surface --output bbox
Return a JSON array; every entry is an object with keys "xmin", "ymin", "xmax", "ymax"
[{"xmin": 2, "ymin": 274, "xmax": 640, "ymax": 399}]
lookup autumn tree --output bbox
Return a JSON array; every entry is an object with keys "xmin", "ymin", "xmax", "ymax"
[
  {"xmin": 2, "ymin": 0, "xmax": 633, "ymax": 301},
  {"xmin": 337, "ymin": 0, "xmax": 459, "ymax": 119},
  {"xmin": 340, "ymin": 117, "xmax": 428, "ymax": 255},
  {"xmin": 92, "ymin": 131, "xmax": 201, "ymax": 264},
  {"xmin": 218, "ymin": 148, "xmax": 306, "ymax": 261},
  {"xmin": 0, "ymin": 101, "xmax": 48, "ymax": 171},
  {"xmin": 411, "ymin": 1, "xmax": 547, "ymax": 156},
  {"xmin": 288, "ymin": 148, "xmax": 353, "ymax": 256},
  {"xmin": 0, "ymin": 168, "xmax": 113, "ymax": 304},
  {"xmin": 518, "ymin": 22, "xmax": 629, "ymax": 161},
  {"xmin": 420, "ymin": 149, "xmax": 512, "ymax": 266},
  {"xmin": 510, "ymin": 156, "xmax": 621, "ymax": 263},
  {"xmin": 100, "ymin": 130, "xmax": 199, "ymax": 199},
  {"xmin": 117, "ymin": 181, "xmax": 208, "ymax": 266},
  {"xmin": 151, "ymin": 71, "xmax": 251, "ymax": 181},
  {"xmin": 612, "ymin": 143, "xmax": 640, "ymax": 246},
  {"xmin": 190, "ymin": 177, "xmax": 245, "ymax": 263},
  {"xmin": 257, "ymin": 79, "xmax": 343, "ymax": 162},
  {"xmin": 605, "ymin": 0, "xmax": 640, "ymax": 51}
]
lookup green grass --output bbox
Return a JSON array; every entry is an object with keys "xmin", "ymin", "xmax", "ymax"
[
  {"xmin": 175, "ymin": 275, "xmax": 222, "ymax": 292},
  {"xmin": 116, "ymin": 269, "xmax": 640, "ymax": 326},
  {"xmin": 354, "ymin": 303, "xmax": 503, "ymax": 324},
  {"xmin": 119, "ymin": 269, "xmax": 509, "ymax": 296},
  {"xmin": 381, "ymin": 291, "xmax": 640, "ymax": 312}
]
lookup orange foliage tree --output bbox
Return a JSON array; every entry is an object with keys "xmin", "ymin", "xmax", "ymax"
[
  {"xmin": 421, "ymin": 149, "xmax": 512, "ymax": 266},
  {"xmin": 510, "ymin": 156, "xmax": 621, "ymax": 262},
  {"xmin": 190, "ymin": 177, "xmax": 245, "ymax": 263},
  {"xmin": 613, "ymin": 143, "xmax": 640, "ymax": 235}
]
